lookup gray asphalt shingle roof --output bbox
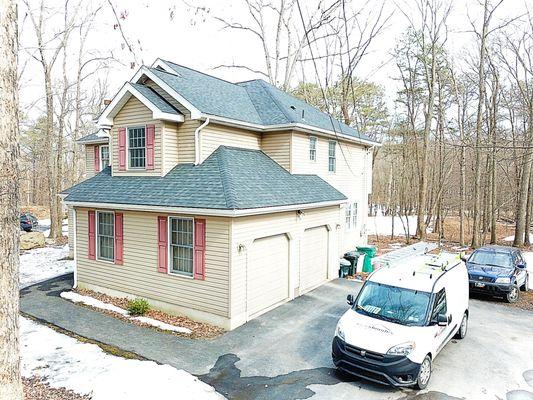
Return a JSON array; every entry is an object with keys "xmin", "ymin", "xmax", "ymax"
[
  {"xmin": 130, "ymin": 83, "xmax": 182, "ymax": 115},
  {"xmin": 77, "ymin": 130, "xmax": 109, "ymax": 144},
  {"xmin": 153, "ymin": 60, "xmax": 378, "ymax": 144},
  {"xmin": 64, "ymin": 146, "xmax": 346, "ymax": 210}
]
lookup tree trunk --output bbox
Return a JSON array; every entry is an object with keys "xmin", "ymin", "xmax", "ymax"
[{"xmin": 0, "ymin": 0, "xmax": 23, "ymax": 397}]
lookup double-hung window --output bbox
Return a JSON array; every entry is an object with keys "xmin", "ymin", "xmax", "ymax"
[
  {"xmin": 345, "ymin": 202, "xmax": 358, "ymax": 230},
  {"xmin": 128, "ymin": 126, "xmax": 146, "ymax": 168},
  {"xmin": 97, "ymin": 211, "xmax": 114, "ymax": 261},
  {"xmin": 169, "ymin": 217, "xmax": 194, "ymax": 276},
  {"xmin": 100, "ymin": 145, "xmax": 110, "ymax": 170},
  {"xmin": 328, "ymin": 141, "xmax": 336, "ymax": 172},
  {"xmin": 309, "ymin": 136, "xmax": 317, "ymax": 161}
]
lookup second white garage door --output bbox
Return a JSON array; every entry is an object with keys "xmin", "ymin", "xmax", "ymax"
[
  {"xmin": 300, "ymin": 226, "xmax": 329, "ymax": 293},
  {"xmin": 247, "ymin": 234, "xmax": 290, "ymax": 318}
]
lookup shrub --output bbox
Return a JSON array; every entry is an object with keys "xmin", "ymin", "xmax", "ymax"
[{"xmin": 127, "ymin": 298, "xmax": 150, "ymax": 316}]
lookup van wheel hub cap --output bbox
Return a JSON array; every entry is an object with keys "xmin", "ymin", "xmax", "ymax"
[{"xmin": 419, "ymin": 359, "xmax": 431, "ymax": 385}]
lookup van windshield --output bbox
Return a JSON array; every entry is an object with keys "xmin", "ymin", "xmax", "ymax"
[{"xmin": 354, "ymin": 282, "xmax": 431, "ymax": 326}]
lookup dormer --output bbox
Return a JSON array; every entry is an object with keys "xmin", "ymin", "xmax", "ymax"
[
  {"xmin": 77, "ymin": 129, "xmax": 110, "ymax": 178},
  {"xmin": 97, "ymin": 82, "xmax": 185, "ymax": 177}
]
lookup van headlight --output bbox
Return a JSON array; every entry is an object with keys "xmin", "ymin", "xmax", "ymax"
[
  {"xmin": 387, "ymin": 341, "xmax": 415, "ymax": 356},
  {"xmin": 335, "ymin": 322, "xmax": 345, "ymax": 341},
  {"xmin": 495, "ymin": 277, "xmax": 511, "ymax": 284}
]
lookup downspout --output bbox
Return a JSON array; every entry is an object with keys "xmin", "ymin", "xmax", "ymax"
[
  {"xmin": 195, "ymin": 117, "xmax": 210, "ymax": 165},
  {"xmin": 73, "ymin": 208, "xmax": 78, "ymax": 288}
]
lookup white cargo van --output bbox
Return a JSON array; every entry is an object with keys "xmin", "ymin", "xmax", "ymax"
[{"xmin": 332, "ymin": 252, "xmax": 469, "ymax": 389}]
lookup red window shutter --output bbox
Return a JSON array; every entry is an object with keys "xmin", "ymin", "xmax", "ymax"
[
  {"xmin": 88, "ymin": 211, "xmax": 96, "ymax": 260},
  {"xmin": 118, "ymin": 127, "xmax": 126, "ymax": 170},
  {"xmin": 94, "ymin": 145, "xmax": 100, "ymax": 173},
  {"xmin": 194, "ymin": 219, "xmax": 206, "ymax": 280},
  {"xmin": 114, "ymin": 213, "xmax": 124, "ymax": 265},
  {"xmin": 157, "ymin": 216, "xmax": 168, "ymax": 273},
  {"xmin": 146, "ymin": 124, "xmax": 155, "ymax": 170}
]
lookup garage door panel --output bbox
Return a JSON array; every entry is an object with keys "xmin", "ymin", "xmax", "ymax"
[
  {"xmin": 247, "ymin": 234, "xmax": 289, "ymax": 318},
  {"xmin": 300, "ymin": 226, "xmax": 328, "ymax": 293}
]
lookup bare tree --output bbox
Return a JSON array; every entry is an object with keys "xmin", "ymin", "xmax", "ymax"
[{"xmin": 0, "ymin": 0, "xmax": 22, "ymax": 397}]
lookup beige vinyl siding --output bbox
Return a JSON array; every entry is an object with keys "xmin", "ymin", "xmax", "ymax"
[
  {"xmin": 290, "ymin": 132, "xmax": 370, "ymax": 252},
  {"xmin": 200, "ymin": 123, "xmax": 261, "ymax": 162},
  {"xmin": 230, "ymin": 206, "xmax": 339, "ymax": 323},
  {"xmin": 162, "ymin": 121, "xmax": 179, "ymax": 174},
  {"xmin": 261, "ymin": 132, "xmax": 291, "ymax": 171},
  {"xmin": 85, "ymin": 145, "xmax": 96, "ymax": 178},
  {"xmin": 76, "ymin": 208, "xmax": 231, "ymax": 318},
  {"xmin": 177, "ymin": 119, "xmax": 200, "ymax": 164},
  {"xmin": 111, "ymin": 97, "xmax": 163, "ymax": 176}
]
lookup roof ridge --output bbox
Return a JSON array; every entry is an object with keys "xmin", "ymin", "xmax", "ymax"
[
  {"xmin": 160, "ymin": 60, "xmax": 238, "ymax": 86},
  {"xmin": 132, "ymin": 83, "xmax": 181, "ymax": 114},
  {"xmin": 214, "ymin": 147, "xmax": 238, "ymax": 209},
  {"xmin": 253, "ymin": 80, "xmax": 294, "ymax": 123}
]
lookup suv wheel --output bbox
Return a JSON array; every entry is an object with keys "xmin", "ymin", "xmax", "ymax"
[
  {"xmin": 454, "ymin": 312, "xmax": 468, "ymax": 339},
  {"xmin": 506, "ymin": 285, "xmax": 519, "ymax": 303},
  {"xmin": 415, "ymin": 355, "xmax": 432, "ymax": 390}
]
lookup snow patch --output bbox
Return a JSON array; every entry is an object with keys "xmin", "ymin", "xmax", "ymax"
[
  {"xmin": 19, "ymin": 244, "xmax": 74, "ymax": 288},
  {"xmin": 60, "ymin": 291, "xmax": 192, "ymax": 334},
  {"xmin": 20, "ymin": 317, "xmax": 223, "ymax": 399},
  {"xmin": 60, "ymin": 291, "xmax": 128, "ymax": 316}
]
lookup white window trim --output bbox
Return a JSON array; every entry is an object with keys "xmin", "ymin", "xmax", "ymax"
[
  {"xmin": 328, "ymin": 140, "xmax": 337, "ymax": 173},
  {"xmin": 126, "ymin": 125, "xmax": 147, "ymax": 170},
  {"xmin": 309, "ymin": 136, "xmax": 317, "ymax": 162},
  {"xmin": 345, "ymin": 201, "xmax": 358, "ymax": 231},
  {"xmin": 99, "ymin": 145, "xmax": 109, "ymax": 170},
  {"xmin": 167, "ymin": 216, "xmax": 195, "ymax": 278},
  {"xmin": 96, "ymin": 210, "xmax": 115, "ymax": 263}
]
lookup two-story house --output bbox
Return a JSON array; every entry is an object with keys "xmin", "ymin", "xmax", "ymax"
[{"xmin": 63, "ymin": 59, "xmax": 379, "ymax": 330}]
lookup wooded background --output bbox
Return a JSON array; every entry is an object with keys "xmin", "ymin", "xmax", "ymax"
[{"xmin": 17, "ymin": 0, "xmax": 533, "ymax": 248}]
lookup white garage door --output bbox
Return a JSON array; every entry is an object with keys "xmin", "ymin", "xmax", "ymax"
[
  {"xmin": 300, "ymin": 226, "xmax": 329, "ymax": 293},
  {"xmin": 247, "ymin": 234, "xmax": 290, "ymax": 318}
]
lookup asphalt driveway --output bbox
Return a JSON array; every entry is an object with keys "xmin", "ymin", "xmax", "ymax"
[{"xmin": 20, "ymin": 274, "xmax": 533, "ymax": 399}]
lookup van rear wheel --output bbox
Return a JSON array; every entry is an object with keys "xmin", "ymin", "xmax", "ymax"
[
  {"xmin": 415, "ymin": 355, "xmax": 432, "ymax": 390},
  {"xmin": 454, "ymin": 312, "xmax": 468, "ymax": 339}
]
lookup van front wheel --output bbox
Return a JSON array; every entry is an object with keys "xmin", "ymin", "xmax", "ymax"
[
  {"xmin": 415, "ymin": 355, "xmax": 432, "ymax": 390},
  {"xmin": 454, "ymin": 312, "xmax": 468, "ymax": 339}
]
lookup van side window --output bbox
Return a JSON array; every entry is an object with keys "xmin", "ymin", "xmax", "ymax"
[{"xmin": 431, "ymin": 289, "xmax": 447, "ymax": 321}]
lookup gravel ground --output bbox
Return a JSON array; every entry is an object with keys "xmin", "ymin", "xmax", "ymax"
[
  {"xmin": 24, "ymin": 377, "xmax": 91, "ymax": 400},
  {"xmin": 74, "ymin": 288, "xmax": 225, "ymax": 339}
]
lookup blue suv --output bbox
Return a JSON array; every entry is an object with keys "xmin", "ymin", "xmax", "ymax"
[{"xmin": 464, "ymin": 245, "xmax": 529, "ymax": 303}]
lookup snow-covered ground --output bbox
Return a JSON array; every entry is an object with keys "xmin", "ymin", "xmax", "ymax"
[
  {"xmin": 19, "ymin": 244, "xmax": 74, "ymax": 289},
  {"xmin": 20, "ymin": 243, "xmax": 223, "ymax": 399},
  {"xmin": 367, "ymin": 214, "xmax": 421, "ymax": 237},
  {"xmin": 37, "ymin": 218, "xmax": 68, "ymax": 238},
  {"xmin": 21, "ymin": 317, "xmax": 222, "ymax": 400}
]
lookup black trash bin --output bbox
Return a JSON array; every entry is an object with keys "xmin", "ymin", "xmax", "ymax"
[
  {"xmin": 343, "ymin": 251, "xmax": 361, "ymax": 276},
  {"xmin": 339, "ymin": 258, "xmax": 351, "ymax": 278}
]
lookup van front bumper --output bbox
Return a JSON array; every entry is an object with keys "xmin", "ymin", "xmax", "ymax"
[
  {"xmin": 331, "ymin": 336, "xmax": 420, "ymax": 387},
  {"xmin": 469, "ymin": 280, "xmax": 513, "ymax": 294}
]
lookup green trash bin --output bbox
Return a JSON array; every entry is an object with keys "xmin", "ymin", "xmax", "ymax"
[{"xmin": 356, "ymin": 246, "xmax": 377, "ymax": 273}]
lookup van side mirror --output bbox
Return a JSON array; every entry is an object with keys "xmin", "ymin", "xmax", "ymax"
[
  {"xmin": 347, "ymin": 294, "xmax": 354, "ymax": 306},
  {"xmin": 437, "ymin": 313, "xmax": 448, "ymax": 327},
  {"xmin": 517, "ymin": 263, "xmax": 526, "ymax": 270}
]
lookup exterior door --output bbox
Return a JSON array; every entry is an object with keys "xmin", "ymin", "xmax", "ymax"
[
  {"xmin": 246, "ymin": 234, "xmax": 290, "ymax": 318},
  {"xmin": 300, "ymin": 226, "xmax": 329, "ymax": 293}
]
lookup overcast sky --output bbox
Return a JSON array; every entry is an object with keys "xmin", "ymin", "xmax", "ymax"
[{"xmin": 18, "ymin": 0, "xmax": 529, "ymax": 117}]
